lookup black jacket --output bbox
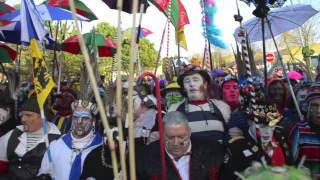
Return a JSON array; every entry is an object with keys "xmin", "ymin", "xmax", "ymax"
[{"xmin": 136, "ymin": 139, "xmax": 225, "ymax": 180}]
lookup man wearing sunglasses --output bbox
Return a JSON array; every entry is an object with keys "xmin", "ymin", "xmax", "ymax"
[{"xmin": 38, "ymin": 100, "xmax": 103, "ymax": 180}]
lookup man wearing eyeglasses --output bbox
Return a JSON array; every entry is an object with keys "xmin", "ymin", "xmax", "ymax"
[
  {"xmin": 0, "ymin": 96, "xmax": 60, "ymax": 179},
  {"xmin": 137, "ymin": 111, "xmax": 224, "ymax": 180},
  {"xmin": 38, "ymin": 100, "xmax": 103, "ymax": 180}
]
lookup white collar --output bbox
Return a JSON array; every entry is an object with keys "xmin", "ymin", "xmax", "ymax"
[{"xmin": 166, "ymin": 143, "xmax": 192, "ymax": 161}]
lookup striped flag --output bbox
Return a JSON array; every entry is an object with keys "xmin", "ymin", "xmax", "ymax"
[
  {"xmin": 30, "ymin": 39, "xmax": 55, "ymax": 109},
  {"xmin": 20, "ymin": 0, "xmax": 50, "ymax": 46}
]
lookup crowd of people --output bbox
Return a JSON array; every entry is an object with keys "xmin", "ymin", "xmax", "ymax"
[{"xmin": 0, "ymin": 62, "xmax": 319, "ymax": 180}]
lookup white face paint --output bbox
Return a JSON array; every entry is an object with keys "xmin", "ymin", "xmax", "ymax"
[
  {"xmin": 183, "ymin": 73, "xmax": 206, "ymax": 101},
  {"xmin": 71, "ymin": 109, "xmax": 94, "ymax": 138},
  {"xmin": 259, "ymin": 125, "xmax": 274, "ymax": 144},
  {"xmin": 0, "ymin": 108, "xmax": 10, "ymax": 125}
]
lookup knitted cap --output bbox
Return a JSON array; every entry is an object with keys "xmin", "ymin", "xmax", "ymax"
[{"xmin": 20, "ymin": 96, "xmax": 40, "ymax": 114}]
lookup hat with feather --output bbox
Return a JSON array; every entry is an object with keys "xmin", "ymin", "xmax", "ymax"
[{"xmin": 71, "ymin": 63, "xmax": 98, "ymax": 115}]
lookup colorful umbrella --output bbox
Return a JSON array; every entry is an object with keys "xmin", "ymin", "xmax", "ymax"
[
  {"xmin": 0, "ymin": 43, "xmax": 17, "ymax": 63},
  {"xmin": 62, "ymin": 33, "xmax": 117, "ymax": 57},
  {"xmin": 149, "ymin": 0, "xmax": 189, "ymax": 29},
  {"xmin": 0, "ymin": 2, "xmax": 15, "ymax": 16},
  {"xmin": 0, "ymin": 2, "xmax": 16, "ymax": 26},
  {"xmin": 102, "ymin": 0, "xmax": 149, "ymax": 14},
  {"xmin": 0, "ymin": 4, "xmax": 88, "ymax": 21},
  {"xmin": 125, "ymin": 27, "xmax": 153, "ymax": 38},
  {"xmin": 47, "ymin": 0, "xmax": 97, "ymax": 21},
  {"xmin": 0, "ymin": 22, "xmax": 56, "ymax": 48}
]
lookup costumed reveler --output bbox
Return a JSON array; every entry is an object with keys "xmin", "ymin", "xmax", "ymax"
[
  {"xmin": 288, "ymin": 83, "xmax": 320, "ymax": 179},
  {"xmin": 80, "ymin": 127, "xmax": 121, "ymax": 180},
  {"xmin": 0, "ymin": 86, "xmax": 19, "ymax": 137},
  {"xmin": 51, "ymin": 87, "xmax": 77, "ymax": 134},
  {"xmin": 136, "ymin": 111, "xmax": 224, "ymax": 180},
  {"xmin": 168, "ymin": 64, "xmax": 230, "ymax": 143},
  {"xmin": 38, "ymin": 98, "xmax": 103, "ymax": 180},
  {"xmin": 38, "ymin": 62, "xmax": 103, "ymax": 180},
  {"xmin": 0, "ymin": 97, "xmax": 60, "ymax": 179}
]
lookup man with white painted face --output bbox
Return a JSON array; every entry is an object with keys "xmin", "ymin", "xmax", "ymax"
[
  {"xmin": 38, "ymin": 100, "xmax": 103, "ymax": 180},
  {"xmin": 0, "ymin": 96, "xmax": 60, "ymax": 179},
  {"xmin": 0, "ymin": 88, "xmax": 19, "ymax": 137},
  {"xmin": 169, "ymin": 64, "xmax": 230, "ymax": 143},
  {"xmin": 137, "ymin": 111, "xmax": 224, "ymax": 180}
]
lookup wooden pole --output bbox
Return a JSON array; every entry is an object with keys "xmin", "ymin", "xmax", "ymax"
[
  {"xmin": 67, "ymin": 1, "xmax": 119, "ymax": 179},
  {"xmin": 115, "ymin": 0, "xmax": 128, "ymax": 179},
  {"xmin": 128, "ymin": 0, "xmax": 139, "ymax": 179}
]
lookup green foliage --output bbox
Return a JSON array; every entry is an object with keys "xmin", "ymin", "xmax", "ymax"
[{"xmin": 95, "ymin": 22, "xmax": 158, "ymax": 74}]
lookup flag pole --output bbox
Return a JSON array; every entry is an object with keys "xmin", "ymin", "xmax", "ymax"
[
  {"xmin": 115, "ymin": 0, "xmax": 128, "ymax": 179},
  {"xmin": 266, "ymin": 18, "xmax": 303, "ymax": 121},
  {"xmin": 128, "ymin": 0, "xmax": 139, "ymax": 179},
  {"xmin": 154, "ymin": 22, "xmax": 167, "ymax": 75},
  {"xmin": 67, "ymin": 1, "xmax": 119, "ymax": 180}
]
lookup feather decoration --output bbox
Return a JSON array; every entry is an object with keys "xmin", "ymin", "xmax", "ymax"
[
  {"xmin": 202, "ymin": 0, "xmax": 227, "ymax": 49},
  {"xmin": 6, "ymin": 70, "xmax": 19, "ymax": 100}
]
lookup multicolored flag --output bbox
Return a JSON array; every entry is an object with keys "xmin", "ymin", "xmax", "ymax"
[
  {"xmin": 30, "ymin": 39, "xmax": 55, "ymax": 109},
  {"xmin": 149, "ymin": 0, "xmax": 190, "ymax": 29},
  {"xmin": 20, "ymin": 0, "xmax": 50, "ymax": 46}
]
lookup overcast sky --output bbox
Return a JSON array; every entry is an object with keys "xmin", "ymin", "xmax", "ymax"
[{"xmin": 6, "ymin": 0, "xmax": 320, "ymax": 57}]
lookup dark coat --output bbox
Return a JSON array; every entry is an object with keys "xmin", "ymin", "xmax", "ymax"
[{"xmin": 136, "ymin": 139, "xmax": 224, "ymax": 180}]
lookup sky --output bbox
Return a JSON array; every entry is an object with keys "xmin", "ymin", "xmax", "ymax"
[{"xmin": 6, "ymin": 0, "xmax": 320, "ymax": 58}]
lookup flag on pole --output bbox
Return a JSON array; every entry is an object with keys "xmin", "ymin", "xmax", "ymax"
[
  {"xmin": 150, "ymin": 0, "xmax": 189, "ymax": 29},
  {"xmin": 30, "ymin": 39, "xmax": 55, "ymax": 109},
  {"xmin": 175, "ymin": 26, "xmax": 187, "ymax": 50},
  {"xmin": 20, "ymin": 0, "xmax": 50, "ymax": 46}
]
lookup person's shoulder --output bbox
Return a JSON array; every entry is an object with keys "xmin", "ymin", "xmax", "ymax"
[
  {"xmin": 192, "ymin": 139, "xmax": 224, "ymax": 154},
  {"xmin": 168, "ymin": 100, "xmax": 186, "ymax": 112},
  {"xmin": 47, "ymin": 122, "xmax": 61, "ymax": 135},
  {"xmin": 210, "ymin": 99, "xmax": 231, "ymax": 122}
]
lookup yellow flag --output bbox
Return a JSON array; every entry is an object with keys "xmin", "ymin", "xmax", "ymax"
[
  {"xmin": 30, "ymin": 39, "xmax": 55, "ymax": 109},
  {"xmin": 175, "ymin": 26, "xmax": 188, "ymax": 51}
]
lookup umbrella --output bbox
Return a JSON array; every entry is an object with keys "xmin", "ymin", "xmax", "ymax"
[
  {"xmin": 0, "ymin": 4, "xmax": 88, "ymax": 21},
  {"xmin": 62, "ymin": 33, "xmax": 117, "ymax": 57},
  {"xmin": 288, "ymin": 71, "xmax": 304, "ymax": 80},
  {"xmin": 0, "ymin": 2, "xmax": 15, "ymax": 15},
  {"xmin": 0, "ymin": 43, "xmax": 17, "ymax": 63},
  {"xmin": 125, "ymin": 27, "xmax": 153, "ymax": 38},
  {"xmin": 102, "ymin": 0, "xmax": 149, "ymax": 14},
  {"xmin": 0, "ymin": 22, "xmax": 56, "ymax": 48},
  {"xmin": 234, "ymin": 4, "xmax": 319, "ymax": 43},
  {"xmin": 47, "ymin": 0, "xmax": 97, "ymax": 21},
  {"xmin": 0, "ymin": 2, "xmax": 16, "ymax": 26}
]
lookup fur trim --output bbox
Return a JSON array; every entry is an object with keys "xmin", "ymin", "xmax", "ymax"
[{"xmin": 210, "ymin": 99, "xmax": 231, "ymax": 123}]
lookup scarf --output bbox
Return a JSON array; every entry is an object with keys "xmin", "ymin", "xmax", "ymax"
[{"xmin": 62, "ymin": 131, "xmax": 102, "ymax": 180}]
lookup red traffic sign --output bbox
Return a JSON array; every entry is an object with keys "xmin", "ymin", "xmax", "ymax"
[{"xmin": 266, "ymin": 53, "xmax": 275, "ymax": 62}]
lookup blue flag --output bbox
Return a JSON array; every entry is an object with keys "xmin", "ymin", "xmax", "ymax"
[{"xmin": 20, "ymin": 0, "xmax": 50, "ymax": 46}]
